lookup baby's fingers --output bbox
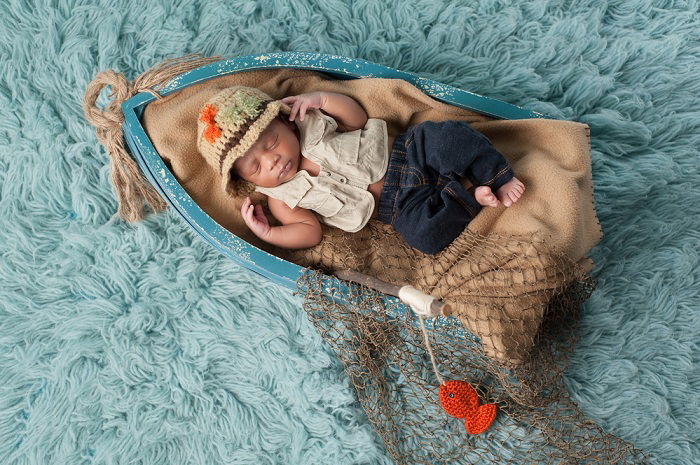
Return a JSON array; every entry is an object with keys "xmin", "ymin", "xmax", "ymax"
[
  {"xmin": 242, "ymin": 200, "xmax": 255, "ymax": 220},
  {"xmin": 244, "ymin": 204, "xmax": 254, "ymax": 220},
  {"xmin": 254, "ymin": 205, "xmax": 269, "ymax": 224},
  {"xmin": 299, "ymin": 101, "xmax": 310, "ymax": 121},
  {"xmin": 288, "ymin": 101, "xmax": 298, "ymax": 121}
]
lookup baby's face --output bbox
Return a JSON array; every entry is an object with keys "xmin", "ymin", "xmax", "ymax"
[{"xmin": 232, "ymin": 115, "xmax": 301, "ymax": 188}]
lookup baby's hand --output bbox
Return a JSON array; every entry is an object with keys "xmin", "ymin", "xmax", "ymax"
[
  {"xmin": 281, "ymin": 92, "xmax": 325, "ymax": 122},
  {"xmin": 241, "ymin": 196, "xmax": 271, "ymax": 239}
]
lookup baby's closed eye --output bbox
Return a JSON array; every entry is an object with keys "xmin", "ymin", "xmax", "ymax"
[{"xmin": 267, "ymin": 135, "xmax": 279, "ymax": 149}]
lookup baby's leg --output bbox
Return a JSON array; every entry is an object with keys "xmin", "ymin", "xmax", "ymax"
[
  {"xmin": 451, "ymin": 123, "xmax": 514, "ymax": 193},
  {"xmin": 416, "ymin": 120, "xmax": 514, "ymax": 192},
  {"xmin": 389, "ymin": 183, "xmax": 482, "ymax": 255},
  {"xmin": 421, "ymin": 120, "xmax": 526, "ymax": 207}
]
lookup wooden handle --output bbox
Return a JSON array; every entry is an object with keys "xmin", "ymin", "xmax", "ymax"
[{"xmin": 333, "ymin": 269, "xmax": 452, "ymax": 317}]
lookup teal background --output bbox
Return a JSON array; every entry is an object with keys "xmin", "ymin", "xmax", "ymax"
[{"xmin": 0, "ymin": 1, "xmax": 698, "ymax": 464}]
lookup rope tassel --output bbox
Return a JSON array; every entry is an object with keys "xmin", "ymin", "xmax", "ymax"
[{"xmin": 82, "ymin": 54, "xmax": 221, "ymax": 222}]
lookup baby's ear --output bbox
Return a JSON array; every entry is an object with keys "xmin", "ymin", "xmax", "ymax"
[{"xmin": 226, "ymin": 169, "xmax": 255, "ymax": 198}]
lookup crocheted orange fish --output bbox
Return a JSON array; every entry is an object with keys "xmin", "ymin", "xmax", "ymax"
[{"xmin": 439, "ymin": 380, "xmax": 497, "ymax": 435}]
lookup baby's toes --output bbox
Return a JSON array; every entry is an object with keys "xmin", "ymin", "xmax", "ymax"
[{"xmin": 509, "ymin": 191, "xmax": 519, "ymax": 203}]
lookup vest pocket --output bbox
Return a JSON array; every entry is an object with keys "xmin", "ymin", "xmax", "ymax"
[
  {"xmin": 314, "ymin": 193, "xmax": 344, "ymax": 217},
  {"xmin": 328, "ymin": 129, "xmax": 361, "ymax": 165}
]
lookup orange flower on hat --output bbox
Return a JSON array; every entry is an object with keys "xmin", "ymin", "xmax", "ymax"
[{"xmin": 199, "ymin": 104, "xmax": 221, "ymax": 143}]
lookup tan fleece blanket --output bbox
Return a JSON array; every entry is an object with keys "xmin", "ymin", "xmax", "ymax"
[{"xmin": 142, "ymin": 68, "xmax": 602, "ymax": 364}]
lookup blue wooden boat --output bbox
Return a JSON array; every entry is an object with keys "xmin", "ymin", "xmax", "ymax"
[{"xmin": 120, "ymin": 52, "xmax": 543, "ymax": 339}]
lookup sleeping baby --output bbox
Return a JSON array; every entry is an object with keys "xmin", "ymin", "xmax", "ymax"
[{"xmin": 196, "ymin": 86, "xmax": 524, "ymax": 255}]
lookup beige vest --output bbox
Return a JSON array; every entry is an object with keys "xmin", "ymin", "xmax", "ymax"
[{"xmin": 255, "ymin": 109, "xmax": 389, "ymax": 233}]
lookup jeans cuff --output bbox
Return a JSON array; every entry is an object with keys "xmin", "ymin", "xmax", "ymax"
[
  {"xmin": 444, "ymin": 180, "xmax": 482, "ymax": 218},
  {"xmin": 485, "ymin": 166, "xmax": 514, "ymax": 192}
]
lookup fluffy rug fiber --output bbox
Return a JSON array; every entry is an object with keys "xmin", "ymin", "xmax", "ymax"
[{"xmin": 1, "ymin": 1, "xmax": 698, "ymax": 464}]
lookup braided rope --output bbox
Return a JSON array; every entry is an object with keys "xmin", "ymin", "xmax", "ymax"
[{"xmin": 82, "ymin": 53, "xmax": 222, "ymax": 222}]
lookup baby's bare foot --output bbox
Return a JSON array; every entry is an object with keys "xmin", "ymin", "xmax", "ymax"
[
  {"xmin": 496, "ymin": 177, "xmax": 525, "ymax": 207},
  {"xmin": 474, "ymin": 186, "xmax": 499, "ymax": 207}
]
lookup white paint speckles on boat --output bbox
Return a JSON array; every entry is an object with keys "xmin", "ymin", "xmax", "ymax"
[
  {"xmin": 161, "ymin": 76, "xmax": 185, "ymax": 93},
  {"xmin": 416, "ymin": 77, "xmax": 463, "ymax": 98}
]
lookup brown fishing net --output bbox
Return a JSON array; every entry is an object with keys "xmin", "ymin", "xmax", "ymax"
[{"xmin": 284, "ymin": 225, "xmax": 649, "ymax": 465}]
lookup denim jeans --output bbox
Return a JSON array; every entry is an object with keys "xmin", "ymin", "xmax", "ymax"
[{"xmin": 377, "ymin": 120, "xmax": 513, "ymax": 255}]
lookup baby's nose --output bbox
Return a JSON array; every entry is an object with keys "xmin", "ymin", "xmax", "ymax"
[{"xmin": 265, "ymin": 154, "xmax": 280, "ymax": 170}]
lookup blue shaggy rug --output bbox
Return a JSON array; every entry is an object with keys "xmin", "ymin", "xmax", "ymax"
[{"xmin": 1, "ymin": 1, "xmax": 698, "ymax": 464}]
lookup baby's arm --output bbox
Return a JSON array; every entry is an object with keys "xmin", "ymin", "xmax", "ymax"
[
  {"xmin": 285, "ymin": 91, "xmax": 367, "ymax": 131},
  {"xmin": 320, "ymin": 92, "xmax": 368, "ymax": 132},
  {"xmin": 241, "ymin": 196, "xmax": 322, "ymax": 249}
]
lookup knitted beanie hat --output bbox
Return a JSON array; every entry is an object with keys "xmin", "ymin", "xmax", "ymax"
[{"xmin": 196, "ymin": 86, "xmax": 291, "ymax": 196}]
